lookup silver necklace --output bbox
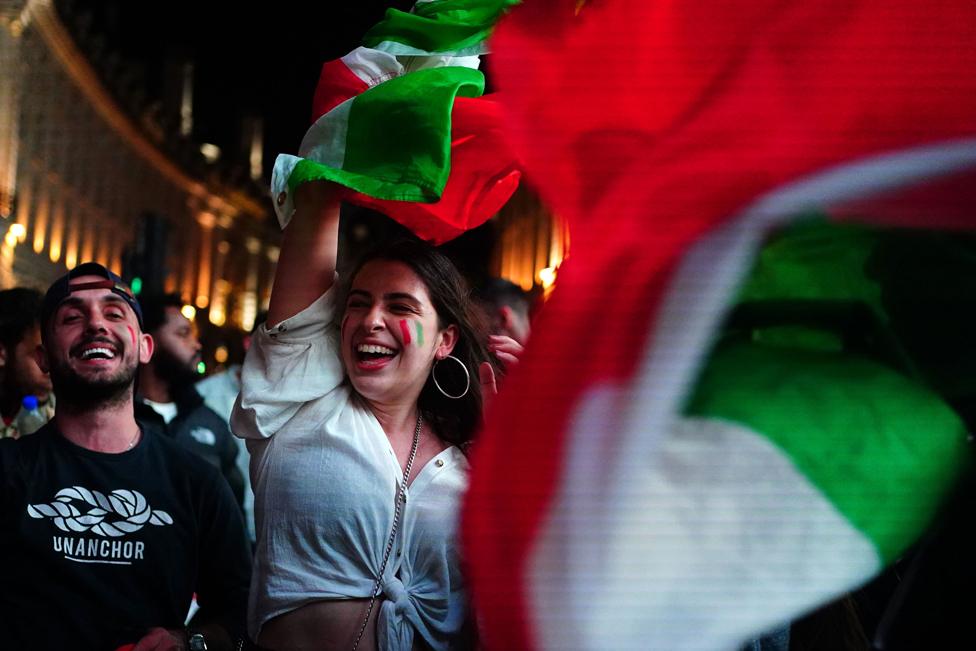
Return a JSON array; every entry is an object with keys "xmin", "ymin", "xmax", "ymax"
[{"xmin": 351, "ymin": 412, "xmax": 423, "ymax": 651}]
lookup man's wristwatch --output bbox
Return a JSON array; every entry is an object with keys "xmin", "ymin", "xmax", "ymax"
[{"xmin": 187, "ymin": 632, "xmax": 208, "ymax": 651}]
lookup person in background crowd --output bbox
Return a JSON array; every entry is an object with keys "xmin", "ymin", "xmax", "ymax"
[
  {"xmin": 473, "ymin": 277, "xmax": 533, "ymax": 347},
  {"xmin": 135, "ymin": 293, "xmax": 246, "ymax": 513},
  {"xmin": 232, "ymin": 181, "xmax": 523, "ymax": 650},
  {"xmin": 0, "ymin": 287, "xmax": 54, "ymax": 438},
  {"xmin": 0, "ymin": 262, "xmax": 250, "ymax": 650},
  {"xmin": 196, "ymin": 311, "xmax": 266, "ymax": 543}
]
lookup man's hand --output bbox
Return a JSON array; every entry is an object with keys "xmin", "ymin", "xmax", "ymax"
[
  {"xmin": 131, "ymin": 627, "xmax": 186, "ymax": 651},
  {"xmin": 480, "ymin": 334, "xmax": 526, "ymax": 414},
  {"xmin": 487, "ymin": 334, "xmax": 524, "ymax": 368}
]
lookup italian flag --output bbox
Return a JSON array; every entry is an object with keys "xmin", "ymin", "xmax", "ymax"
[
  {"xmin": 272, "ymin": 0, "xmax": 521, "ymax": 244},
  {"xmin": 464, "ymin": 1, "xmax": 976, "ymax": 650}
]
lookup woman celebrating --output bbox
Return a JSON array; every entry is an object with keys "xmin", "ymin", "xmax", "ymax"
[{"xmin": 232, "ymin": 181, "xmax": 521, "ymax": 650}]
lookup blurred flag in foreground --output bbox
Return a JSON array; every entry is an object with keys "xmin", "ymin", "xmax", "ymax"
[{"xmin": 464, "ymin": 1, "xmax": 976, "ymax": 649}]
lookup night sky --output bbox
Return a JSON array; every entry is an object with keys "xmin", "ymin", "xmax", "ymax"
[{"xmin": 72, "ymin": 0, "xmax": 414, "ymax": 179}]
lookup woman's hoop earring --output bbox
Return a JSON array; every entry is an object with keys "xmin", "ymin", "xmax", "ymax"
[{"xmin": 432, "ymin": 355, "xmax": 470, "ymax": 399}]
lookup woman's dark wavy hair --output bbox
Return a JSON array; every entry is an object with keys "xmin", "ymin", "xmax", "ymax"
[{"xmin": 338, "ymin": 239, "xmax": 494, "ymax": 446}]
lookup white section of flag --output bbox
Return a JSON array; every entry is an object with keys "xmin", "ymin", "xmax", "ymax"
[{"xmin": 531, "ymin": 413, "xmax": 880, "ymax": 651}]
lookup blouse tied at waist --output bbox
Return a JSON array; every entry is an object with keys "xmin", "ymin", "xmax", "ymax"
[
  {"xmin": 234, "ymin": 286, "xmax": 471, "ymax": 648},
  {"xmin": 378, "ymin": 569, "xmax": 467, "ymax": 651},
  {"xmin": 379, "ymin": 576, "xmax": 419, "ymax": 650}
]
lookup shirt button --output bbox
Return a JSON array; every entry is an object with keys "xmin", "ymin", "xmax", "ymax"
[
  {"xmin": 276, "ymin": 191, "xmax": 287, "ymax": 206},
  {"xmin": 435, "ymin": 459, "xmax": 444, "ymax": 468}
]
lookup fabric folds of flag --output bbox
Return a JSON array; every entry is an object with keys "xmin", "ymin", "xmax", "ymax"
[
  {"xmin": 464, "ymin": 1, "xmax": 976, "ymax": 650},
  {"xmin": 364, "ymin": 0, "xmax": 521, "ymax": 57},
  {"xmin": 271, "ymin": 0, "xmax": 520, "ymax": 244}
]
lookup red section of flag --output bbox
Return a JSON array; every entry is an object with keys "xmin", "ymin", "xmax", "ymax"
[
  {"xmin": 310, "ymin": 59, "xmax": 522, "ymax": 244},
  {"xmin": 343, "ymin": 96, "xmax": 521, "ymax": 244},
  {"xmin": 310, "ymin": 58, "xmax": 370, "ymax": 123},
  {"xmin": 465, "ymin": 1, "xmax": 976, "ymax": 649}
]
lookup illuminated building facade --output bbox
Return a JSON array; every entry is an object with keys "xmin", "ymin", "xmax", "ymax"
[{"xmin": 0, "ymin": 0, "xmax": 278, "ymax": 335}]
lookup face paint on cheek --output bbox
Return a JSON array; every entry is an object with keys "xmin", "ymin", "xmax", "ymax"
[
  {"xmin": 414, "ymin": 321, "xmax": 424, "ymax": 347},
  {"xmin": 399, "ymin": 319, "xmax": 412, "ymax": 346},
  {"xmin": 125, "ymin": 325, "xmax": 137, "ymax": 348}
]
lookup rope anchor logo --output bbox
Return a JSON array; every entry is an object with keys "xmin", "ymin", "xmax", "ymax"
[{"xmin": 27, "ymin": 486, "xmax": 172, "ymax": 537}]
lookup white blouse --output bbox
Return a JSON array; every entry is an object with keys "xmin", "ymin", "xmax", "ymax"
[{"xmin": 231, "ymin": 287, "xmax": 470, "ymax": 649}]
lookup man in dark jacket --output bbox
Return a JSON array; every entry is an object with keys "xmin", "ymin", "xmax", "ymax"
[{"xmin": 135, "ymin": 293, "xmax": 245, "ymax": 511}]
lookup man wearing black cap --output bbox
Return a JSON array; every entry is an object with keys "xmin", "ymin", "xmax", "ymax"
[{"xmin": 0, "ymin": 263, "xmax": 250, "ymax": 651}]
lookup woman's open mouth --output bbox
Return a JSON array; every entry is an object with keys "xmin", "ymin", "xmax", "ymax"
[{"xmin": 354, "ymin": 343, "xmax": 398, "ymax": 370}]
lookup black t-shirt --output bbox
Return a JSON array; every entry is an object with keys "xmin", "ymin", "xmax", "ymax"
[{"xmin": 0, "ymin": 422, "xmax": 251, "ymax": 650}]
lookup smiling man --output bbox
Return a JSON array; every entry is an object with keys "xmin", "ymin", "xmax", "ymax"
[{"xmin": 0, "ymin": 263, "xmax": 250, "ymax": 651}]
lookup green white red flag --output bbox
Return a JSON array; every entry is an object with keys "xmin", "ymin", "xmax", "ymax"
[
  {"xmin": 272, "ymin": 0, "xmax": 520, "ymax": 244},
  {"xmin": 463, "ymin": 1, "xmax": 976, "ymax": 649}
]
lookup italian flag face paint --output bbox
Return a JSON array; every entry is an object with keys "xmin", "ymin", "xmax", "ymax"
[{"xmin": 400, "ymin": 319, "xmax": 424, "ymax": 347}]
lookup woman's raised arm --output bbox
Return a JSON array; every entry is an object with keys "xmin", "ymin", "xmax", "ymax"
[{"xmin": 267, "ymin": 181, "xmax": 342, "ymax": 326}]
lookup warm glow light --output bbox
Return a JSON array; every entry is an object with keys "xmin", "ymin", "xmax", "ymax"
[
  {"xmin": 9, "ymin": 223, "xmax": 25, "ymax": 240},
  {"xmin": 4, "ymin": 232, "xmax": 17, "ymax": 248},
  {"xmin": 214, "ymin": 346, "xmax": 229, "ymax": 364},
  {"xmin": 209, "ymin": 307, "xmax": 226, "ymax": 327},
  {"xmin": 209, "ymin": 279, "xmax": 229, "ymax": 328},
  {"xmin": 249, "ymin": 124, "xmax": 263, "ymax": 181},
  {"xmin": 181, "ymin": 304, "xmax": 197, "ymax": 320},
  {"xmin": 80, "ymin": 222, "xmax": 95, "ymax": 262},
  {"xmin": 96, "ymin": 228, "xmax": 110, "ymax": 267},
  {"xmin": 240, "ymin": 292, "xmax": 257, "ymax": 332},
  {"xmin": 109, "ymin": 236, "xmax": 123, "ymax": 274},
  {"xmin": 539, "ymin": 266, "xmax": 557, "ymax": 289},
  {"xmin": 199, "ymin": 143, "xmax": 221, "ymax": 163},
  {"xmin": 196, "ymin": 215, "xmax": 214, "ymax": 311},
  {"xmin": 49, "ymin": 204, "xmax": 63, "ymax": 263}
]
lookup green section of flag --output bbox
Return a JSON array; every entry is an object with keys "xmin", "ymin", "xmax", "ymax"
[
  {"xmin": 738, "ymin": 218, "xmax": 886, "ymax": 322},
  {"xmin": 686, "ymin": 340, "xmax": 969, "ymax": 564},
  {"xmin": 363, "ymin": 0, "xmax": 520, "ymax": 55},
  {"xmin": 289, "ymin": 66, "xmax": 485, "ymax": 202}
]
